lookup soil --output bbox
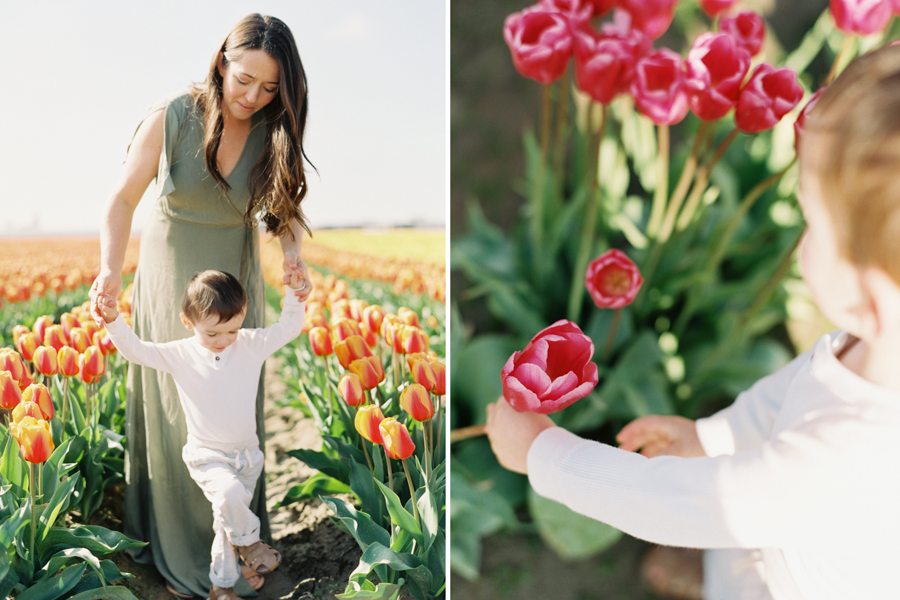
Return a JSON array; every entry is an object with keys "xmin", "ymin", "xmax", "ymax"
[{"xmin": 91, "ymin": 358, "xmax": 371, "ymax": 600}]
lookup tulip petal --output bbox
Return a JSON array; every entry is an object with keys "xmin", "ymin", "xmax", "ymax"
[
  {"xmin": 542, "ymin": 370, "xmax": 580, "ymax": 400},
  {"xmin": 503, "ymin": 375, "xmax": 544, "ymax": 412}
]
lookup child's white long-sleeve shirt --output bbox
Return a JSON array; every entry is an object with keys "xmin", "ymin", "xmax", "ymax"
[
  {"xmin": 105, "ymin": 291, "xmax": 305, "ymax": 447},
  {"xmin": 528, "ymin": 331, "xmax": 900, "ymax": 600}
]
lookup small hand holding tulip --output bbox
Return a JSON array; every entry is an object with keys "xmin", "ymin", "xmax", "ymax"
[
  {"xmin": 282, "ymin": 250, "xmax": 312, "ymax": 301},
  {"xmin": 486, "ymin": 399, "xmax": 555, "ymax": 474},
  {"xmin": 93, "ymin": 293, "xmax": 119, "ymax": 324},
  {"xmin": 616, "ymin": 415, "xmax": 706, "ymax": 458}
]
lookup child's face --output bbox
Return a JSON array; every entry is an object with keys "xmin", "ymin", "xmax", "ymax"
[
  {"xmin": 181, "ymin": 310, "xmax": 246, "ymax": 353},
  {"xmin": 797, "ymin": 148, "xmax": 865, "ymax": 336}
]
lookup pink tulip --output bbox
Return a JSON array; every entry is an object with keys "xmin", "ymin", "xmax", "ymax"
[
  {"xmin": 581, "ymin": 0, "xmax": 620, "ymax": 17},
  {"xmin": 735, "ymin": 64, "xmax": 803, "ymax": 133},
  {"xmin": 630, "ymin": 48, "xmax": 690, "ymax": 125},
  {"xmin": 830, "ymin": 0, "xmax": 893, "ymax": 35},
  {"xmin": 699, "ymin": 0, "xmax": 740, "ymax": 17},
  {"xmin": 504, "ymin": 7, "xmax": 573, "ymax": 85},
  {"xmin": 501, "ymin": 320, "xmax": 599, "ymax": 414},
  {"xmin": 615, "ymin": 0, "xmax": 679, "ymax": 40},
  {"xmin": 574, "ymin": 27, "xmax": 643, "ymax": 104},
  {"xmin": 585, "ymin": 249, "xmax": 644, "ymax": 309},
  {"xmin": 719, "ymin": 11, "xmax": 766, "ymax": 57},
  {"xmin": 685, "ymin": 33, "xmax": 751, "ymax": 121}
]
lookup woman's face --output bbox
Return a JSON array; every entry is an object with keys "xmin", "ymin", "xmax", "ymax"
[{"xmin": 217, "ymin": 49, "xmax": 280, "ymax": 122}]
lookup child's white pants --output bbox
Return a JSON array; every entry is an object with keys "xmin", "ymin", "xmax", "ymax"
[
  {"xmin": 703, "ymin": 549, "xmax": 772, "ymax": 600},
  {"xmin": 183, "ymin": 442, "xmax": 265, "ymax": 589}
]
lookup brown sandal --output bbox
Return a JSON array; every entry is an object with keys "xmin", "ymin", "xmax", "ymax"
[
  {"xmin": 234, "ymin": 540, "xmax": 281, "ymax": 574},
  {"xmin": 209, "ymin": 584, "xmax": 241, "ymax": 600}
]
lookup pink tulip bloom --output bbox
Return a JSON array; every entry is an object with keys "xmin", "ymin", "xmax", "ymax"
[
  {"xmin": 504, "ymin": 7, "xmax": 573, "ymax": 85},
  {"xmin": 735, "ymin": 64, "xmax": 803, "ymax": 133},
  {"xmin": 719, "ymin": 11, "xmax": 766, "ymax": 57},
  {"xmin": 685, "ymin": 33, "xmax": 752, "ymax": 121},
  {"xmin": 830, "ymin": 0, "xmax": 893, "ymax": 35},
  {"xmin": 630, "ymin": 48, "xmax": 690, "ymax": 125}
]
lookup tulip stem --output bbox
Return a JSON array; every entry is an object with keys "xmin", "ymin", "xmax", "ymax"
[
  {"xmin": 29, "ymin": 462, "xmax": 36, "ymax": 562},
  {"xmin": 435, "ymin": 398, "xmax": 443, "ymax": 463},
  {"xmin": 647, "ymin": 123, "xmax": 671, "ymax": 238},
  {"xmin": 600, "ymin": 308, "xmax": 622, "ymax": 363},
  {"xmin": 423, "ymin": 422, "xmax": 431, "ymax": 481},
  {"xmin": 552, "ymin": 68, "xmax": 570, "ymax": 207},
  {"xmin": 531, "ymin": 84, "xmax": 553, "ymax": 282},
  {"xmin": 675, "ymin": 128, "xmax": 737, "ymax": 232},
  {"xmin": 361, "ymin": 439, "xmax": 373, "ymax": 473},
  {"xmin": 61, "ymin": 378, "xmax": 70, "ymax": 441},
  {"xmin": 825, "ymin": 35, "xmax": 854, "ymax": 87},
  {"xmin": 449, "ymin": 424, "xmax": 486, "ymax": 443},
  {"xmin": 383, "ymin": 447, "xmax": 394, "ymax": 495},
  {"xmin": 658, "ymin": 121, "xmax": 708, "ymax": 243},
  {"xmin": 402, "ymin": 459, "xmax": 420, "ymax": 526}
]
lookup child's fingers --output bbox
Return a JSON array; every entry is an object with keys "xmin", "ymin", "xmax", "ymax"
[{"xmin": 617, "ymin": 415, "xmax": 666, "ymax": 450}]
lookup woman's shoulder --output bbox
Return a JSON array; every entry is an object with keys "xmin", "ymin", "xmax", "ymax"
[{"xmin": 148, "ymin": 88, "xmax": 200, "ymax": 119}]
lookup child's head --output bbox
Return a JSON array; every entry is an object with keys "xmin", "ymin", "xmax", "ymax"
[
  {"xmin": 797, "ymin": 45, "xmax": 900, "ymax": 337},
  {"xmin": 179, "ymin": 270, "xmax": 247, "ymax": 353}
]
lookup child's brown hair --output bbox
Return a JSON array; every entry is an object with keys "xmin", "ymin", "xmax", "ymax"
[
  {"xmin": 802, "ymin": 45, "xmax": 900, "ymax": 282},
  {"xmin": 181, "ymin": 270, "xmax": 247, "ymax": 324}
]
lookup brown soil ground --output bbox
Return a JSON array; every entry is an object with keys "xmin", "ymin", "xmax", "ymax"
[{"xmin": 90, "ymin": 358, "xmax": 369, "ymax": 600}]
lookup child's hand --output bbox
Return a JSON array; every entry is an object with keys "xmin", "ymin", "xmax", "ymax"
[
  {"xmin": 282, "ymin": 250, "xmax": 312, "ymax": 302},
  {"xmin": 486, "ymin": 398, "xmax": 555, "ymax": 474},
  {"xmin": 92, "ymin": 293, "xmax": 119, "ymax": 324},
  {"xmin": 616, "ymin": 415, "xmax": 706, "ymax": 458}
]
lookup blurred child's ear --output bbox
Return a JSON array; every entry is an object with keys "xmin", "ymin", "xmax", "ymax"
[
  {"xmin": 180, "ymin": 312, "xmax": 194, "ymax": 331},
  {"xmin": 858, "ymin": 267, "xmax": 900, "ymax": 339}
]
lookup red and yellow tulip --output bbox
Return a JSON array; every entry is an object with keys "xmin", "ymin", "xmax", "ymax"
[
  {"xmin": 355, "ymin": 404, "xmax": 385, "ymax": 444},
  {"xmin": 379, "ymin": 418, "xmax": 416, "ymax": 460},
  {"xmin": 338, "ymin": 373, "xmax": 366, "ymax": 407},
  {"xmin": 9, "ymin": 416, "xmax": 54, "ymax": 464},
  {"xmin": 349, "ymin": 356, "xmax": 385, "ymax": 390},
  {"xmin": 32, "ymin": 346, "xmax": 58, "ymax": 377},
  {"xmin": 400, "ymin": 383, "xmax": 434, "ymax": 422}
]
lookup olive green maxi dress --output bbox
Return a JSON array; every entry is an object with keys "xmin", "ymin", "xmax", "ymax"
[{"xmin": 125, "ymin": 91, "xmax": 269, "ymax": 598}]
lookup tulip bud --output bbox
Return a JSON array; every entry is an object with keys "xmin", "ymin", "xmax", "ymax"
[
  {"xmin": 58, "ymin": 346, "xmax": 80, "ymax": 377},
  {"xmin": 68, "ymin": 327, "xmax": 92, "ymax": 353},
  {"xmin": 330, "ymin": 299, "xmax": 353, "ymax": 321},
  {"xmin": 22, "ymin": 383, "xmax": 53, "ymax": 420},
  {"xmin": 59, "ymin": 312, "xmax": 81, "ymax": 343},
  {"xmin": 11, "ymin": 325, "xmax": 31, "ymax": 346},
  {"xmin": 359, "ymin": 322, "xmax": 378, "ymax": 349},
  {"xmin": 398, "ymin": 307, "xmax": 420, "ymax": 328},
  {"xmin": 9, "ymin": 416, "xmax": 54, "ymax": 464},
  {"xmin": 32, "ymin": 346, "xmax": 58, "ymax": 377},
  {"xmin": 15, "ymin": 332, "xmax": 40, "ymax": 362},
  {"xmin": 408, "ymin": 358, "xmax": 437, "ymax": 392},
  {"xmin": 308, "ymin": 326, "xmax": 334, "ymax": 357},
  {"xmin": 355, "ymin": 404, "xmax": 385, "ymax": 444},
  {"xmin": 427, "ymin": 358, "xmax": 446, "ymax": 396},
  {"xmin": 12, "ymin": 400, "xmax": 43, "ymax": 424},
  {"xmin": 585, "ymin": 249, "xmax": 644, "ymax": 308},
  {"xmin": 334, "ymin": 335, "xmax": 373, "ymax": 370},
  {"xmin": 81, "ymin": 320, "xmax": 101, "ymax": 342},
  {"xmin": 379, "ymin": 418, "xmax": 416, "ymax": 460},
  {"xmin": 338, "ymin": 373, "xmax": 366, "ymax": 407},
  {"xmin": 400, "ymin": 383, "xmax": 435, "ymax": 422},
  {"xmin": 400, "ymin": 326, "xmax": 429, "ymax": 355},
  {"xmin": 0, "ymin": 350, "xmax": 31, "ymax": 390},
  {"xmin": 349, "ymin": 299, "xmax": 369, "ymax": 323},
  {"xmin": 81, "ymin": 346, "xmax": 105, "ymax": 378},
  {"xmin": 363, "ymin": 305, "xmax": 385, "ymax": 334},
  {"xmin": 349, "ymin": 356, "xmax": 385, "ymax": 390},
  {"xmin": 93, "ymin": 331, "xmax": 117, "ymax": 355},
  {"xmin": 0, "ymin": 370, "xmax": 22, "ymax": 410},
  {"xmin": 43, "ymin": 325, "xmax": 67, "ymax": 351},
  {"xmin": 382, "ymin": 317, "xmax": 404, "ymax": 353},
  {"xmin": 33, "ymin": 315, "xmax": 53, "ymax": 344}
]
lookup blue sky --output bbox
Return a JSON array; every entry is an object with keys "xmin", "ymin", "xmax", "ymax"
[{"xmin": 0, "ymin": 1, "xmax": 447, "ymax": 234}]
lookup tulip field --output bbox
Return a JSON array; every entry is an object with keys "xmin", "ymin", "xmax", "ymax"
[{"xmin": 0, "ymin": 229, "xmax": 446, "ymax": 600}]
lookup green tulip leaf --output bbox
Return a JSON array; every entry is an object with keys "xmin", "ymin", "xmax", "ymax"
[
  {"xmin": 347, "ymin": 542, "xmax": 432, "ymax": 598},
  {"xmin": 39, "ymin": 525, "xmax": 145, "ymax": 565},
  {"xmin": 528, "ymin": 488, "xmax": 622, "ymax": 560},
  {"xmin": 276, "ymin": 473, "xmax": 352, "ymax": 508},
  {"xmin": 14, "ymin": 562, "xmax": 86, "ymax": 600},
  {"xmin": 336, "ymin": 581, "xmax": 403, "ymax": 600},
  {"xmin": 373, "ymin": 479, "xmax": 421, "ymax": 541},
  {"xmin": 66, "ymin": 585, "xmax": 139, "ymax": 600},
  {"xmin": 0, "ymin": 502, "xmax": 30, "ymax": 549},
  {"xmin": 37, "ymin": 474, "xmax": 79, "ymax": 544},
  {"xmin": 321, "ymin": 496, "xmax": 390, "ymax": 550},
  {"xmin": 348, "ymin": 457, "xmax": 383, "ymax": 522}
]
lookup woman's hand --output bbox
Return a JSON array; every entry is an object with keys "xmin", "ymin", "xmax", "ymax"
[
  {"xmin": 486, "ymin": 398, "xmax": 555, "ymax": 474},
  {"xmin": 89, "ymin": 271, "xmax": 123, "ymax": 328},
  {"xmin": 282, "ymin": 250, "xmax": 312, "ymax": 301},
  {"xmin": 616, "ymin": 415, "xmax": 706, "ymax": 458}
]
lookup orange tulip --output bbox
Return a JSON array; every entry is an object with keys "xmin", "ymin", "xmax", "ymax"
[
  {"xmin": 398, "ymin": 307, "xmax": 420, "ymax": 328},
  {"xmin": 68, "ymin": 328, "xmax": 91, "ymax": 353},
  {"xmin": 81, "ymin": 346, "xmax": 105, "ymax": 378},
  {"xmin": 0, "ymin": 350, "xmax": 31, "ymax": 390},
  {"xmin": 22, "ymin": 383, "xmax": 53, "ymax": 420},
  {"xmin": 9, "ymin": 416, "xmax": 54, "ymax": 463},
  {"xmin": 15, "ymin": 332, "xmax": 40, "ymax": 362},
  {"xmin": 11, "ymin": 325, "xmax": 31, "ymax": 345},
  {"xmin": 359, "ymin": 322, "xmax": 378, "ymax": 349},
  {"xmin": 349, "ymin": 356, "xmax": 385, "ymax": 390},
  {"xmin": 81, "ymin": 320, "xmax": 101, "ymax": 341},
  {"xmin": 349, "ymin": 299, "xmax": 369, "ymax": 323},
  {"xmin": 334, "ymin": 335, "xmax": 373, "ymax": 370},
  {"xmin": 379, "ymin": 418, "xmax": 416, "ymax": 460},
  {"xmin": 92, "ymin": 331, "xmax": 117, "ymax": 355},
  {"xmin": 338, "ymin": 373, "xmax": 366, "ymax": 407},
  {"xmin": 32, "ymin": 346, "xmax": 58, "ymax": 377},
  {"xmin": 308, "ymin": 327, "xmax": 334, "ymax": 357},
  {"xmin": 58, "ymin": 346, "xmax": 80, "ymax": 377},
  {"xmin": 33, "ymin": 315, "xmax": 53, "ymax": 344},
  {"xmin": 427, "ymin": 358, "xmax": 446, "ymax": 396},
  {"xmin": 59, "ymin": 312, "xmax": 81, "ymax": 343},
  {"xmin": 408, "ymin": 357, "xmax": 436, "ymax": 392},
  {"xmin": 43, "ymin": 325, "xmax": 67, "ymax": 351},
  {"xmin": 0, "ymin": 371, "xmax": 22, "ymax": 410},
  {"xmin": 400, "ymin": 383, "xmax": 435, "ymax": 422},
  {"xmin": 400, "ymin": 326, "xmax": 429, "ymax": 355},
  {"xmin": 363, "ymin": 305, "xmax": 385, "ymax": 334},
  {"xmin": 355, "ymin": 404, "xmax": 385, "ymax": 444},
  {"xmin": 11, "ymin": 400, "xmax": 43, "ymax": 424},
  {"xmin": 331, "ymin": 318, "xmax": 361, "ymax": 343}
]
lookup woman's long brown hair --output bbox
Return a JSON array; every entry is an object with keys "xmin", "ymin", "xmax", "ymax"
[{"xmin": 191, "ymin": 13, "xmax": 312, "ymax": 239}]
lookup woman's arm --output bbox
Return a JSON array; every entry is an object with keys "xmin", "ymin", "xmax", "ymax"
[
  {"xmin": 90, "ymin": 109, "xmax": 164, "ymax": 325},
  {"xmin": 279, "ymin": 218, "xmax": 313, "ymax": 301}
]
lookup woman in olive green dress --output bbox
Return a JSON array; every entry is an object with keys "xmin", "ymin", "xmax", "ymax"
[{"xmin": 90, "ymin": 14, "xmax": 313, "ymax": 599}]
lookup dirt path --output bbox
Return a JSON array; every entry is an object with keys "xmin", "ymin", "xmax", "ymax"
[{"xmin": 101, "ymin": 357, "xmax": 363, "ymax": 599}]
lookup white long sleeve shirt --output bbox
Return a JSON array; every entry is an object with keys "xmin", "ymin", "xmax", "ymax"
[
  {"xmin": 105, "ymin": 291, "xmax": 305, "ymax": 448},
  {"xmin": 528, "ymin": 331, "xmax": 900, "ymax": 600}
]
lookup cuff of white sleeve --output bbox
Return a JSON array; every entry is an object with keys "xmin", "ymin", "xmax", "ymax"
[
  {"xmin": 527, "ymin": 427, "xmax": 585, "ymax": 500},
  {"xmin": 696, "ymin": 413, "xmax": 737, "ymax": 457}
]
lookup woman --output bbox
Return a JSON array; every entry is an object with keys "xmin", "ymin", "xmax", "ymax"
[{"xmin": 90, "ymin": 14, "xmax": 313, "ymax": 598}]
